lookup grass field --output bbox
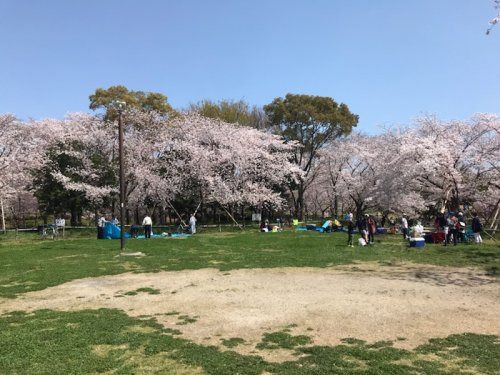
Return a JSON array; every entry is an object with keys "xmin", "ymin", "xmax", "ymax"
[
  {"xmin": 0, "ymin": 230, "xmax": 499, "ymax": 374},
  {"xmin": 0, "ymin": 230, "xmax": 498, "ymax": 298}
]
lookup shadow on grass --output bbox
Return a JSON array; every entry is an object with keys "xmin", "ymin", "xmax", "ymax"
[{"xmin": 0, "ymin": 309, "xmax": 498, "ymax": 374}]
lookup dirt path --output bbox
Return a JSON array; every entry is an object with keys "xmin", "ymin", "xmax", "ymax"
[{"xmin": 1, "ymin": 262, "xmax": 499, "ymax": 362}]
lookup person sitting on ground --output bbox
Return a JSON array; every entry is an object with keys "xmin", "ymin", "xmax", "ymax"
[
  {"xmin": 129, "ymin": 224, "xmax": 140, "ymax": 239},
  {"xmin": 332, "ymin": 218, "xmax": 341, "ymax": 231},
  {"xmin": 267, "ymin": 220, "xmax": 273, "ymax": 232},
  {"xmin": 260, "ymin": 220, "xmax": 268, "ymax": 232},
  {"xmin": 412, "ymin": 221, "xmax": 424, "ymax": 238},
  {"xmin": 323, "ymin": 219, "xmax": 332, "ymax": 232}
]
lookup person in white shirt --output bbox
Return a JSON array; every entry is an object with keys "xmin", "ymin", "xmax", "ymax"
[
  {"xmin": 412, "ymin": 221, "xmax": 424, "ymax": 238},
  {"xmin": 401, "ymin": 215, "xmax": 409, "ymax": 240},
  {"xmin": 97, "ymin": 216, "xmax": 106, "ymax": 239},
  {"xmin": 189, "ymin": 214, "xmax": 197, "ymax": 234},
  {"xmin": 142, "ymin": 215, "xmax": 152, "ymax": 238}
]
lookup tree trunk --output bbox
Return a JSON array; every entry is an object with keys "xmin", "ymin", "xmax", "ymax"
[
  {"xmin": 135, "ymin": 206, "xmax": 140, "ymax": 225},
  {"xmin": 212, "ymin": 205, "xmax": 217, "ymax": 224},
  {"xmin": 70, "ymin": 207, "xmax": 78, "ymax": 227},
  {"xmin": 0, "ymin": 196, "xmax": 6, "ymax": 234},
  {"xmin": 296, "ymin": 185, "xmax": 305, "ymax": 220},
  {"xmin": 126, "ymin": 208, "xmax": 131, "ymax": 225},
  {"xmin": 355, "ymin": 201, "xmax": 364, "ymax": 219},
  {"xmin": 334, "ymin": 195, "xmax": 339, "ymax": 218}
]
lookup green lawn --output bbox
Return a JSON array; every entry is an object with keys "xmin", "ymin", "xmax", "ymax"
[
  {"xmin": 0, "ymin": 230, "xmax": 498, "ymax": 298},
  {"xmin": 0, "ymin": 230, "xmax": 499, "ymax": 374},
  {"xmin": 0, "ymin": 309, "xmax": 498, "ymax": 374}
]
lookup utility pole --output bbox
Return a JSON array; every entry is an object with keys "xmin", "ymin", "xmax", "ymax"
[{"xmin": 116, "ymin": 101, "xmax": 127, "ymax": 251}]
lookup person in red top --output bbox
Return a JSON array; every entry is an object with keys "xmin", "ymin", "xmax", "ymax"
[
  {"xmin": 367, "ymin": 215, "xmax": 377, "ymax": 244},
  {"xmin": 445, "ymin": 214, "xmax": 458, "ymax": 246}
]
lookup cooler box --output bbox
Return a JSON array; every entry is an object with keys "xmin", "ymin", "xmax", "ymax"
[{"xmin": 409, "ymin": 237, "xmax": 425, "ymax": 248}]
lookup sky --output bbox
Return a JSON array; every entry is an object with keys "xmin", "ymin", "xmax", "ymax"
[{"xmin": 1, "ymin": 0, "xmax": 499, "ymax": 133}]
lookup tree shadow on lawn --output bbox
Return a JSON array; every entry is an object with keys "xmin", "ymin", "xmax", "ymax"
[
  {"xmin": 0, "ymin": 309, "xmax": 499, "ymax": 375},
  {"xmin": 374, "ymin": 266, "xmax": 498, "ymax": 287}
]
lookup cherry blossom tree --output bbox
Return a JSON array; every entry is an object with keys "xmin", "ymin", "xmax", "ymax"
[
  {"xmin": 27, "ymin": 114, "xmax": 118, "ymax": 224},
  {"xmin": 486, "ymin": 0, "xmax": 500, "ymax": 35},
  {"xmin": 130, "ymin": 113, "xmax": 301, "ymax": 222},
  {"xmin": 3, "ymin": 109, "xmax": 497, "ymax": 229},
  {"xmin": 23, "ymin": 110, "xmax": 300, "ymax": 225},
  {"xmin": 394, "ymin": 114, "xmax": 500, "ymax": 215},
  {"xmin": 0, "ymin": 114, "xmax": 44, "ymax": 230},
  {"xmin": 306, "ymin": 114, "xmax": 499, "ymax": 223}
]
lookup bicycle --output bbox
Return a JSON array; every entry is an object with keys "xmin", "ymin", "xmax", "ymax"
[{"xmin": 40, "ymin": 224, "xmax": 59, "ymax": 240}]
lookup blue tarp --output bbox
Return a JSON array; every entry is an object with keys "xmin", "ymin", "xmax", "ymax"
[
  {"xmin": 103, "ymin": 221, "xmax": 191, "ymax": 240},
  {"xmin": 103, "ymin": 222, "xmax": 131, "ymax": 239},
  {"xmin": 135, "ymin": 232, "xmax": 192, "ymax": 239},
  {"xmin": 315, "ymin": 221, "xmax": 332, "ymax": 233},
  {"xmin": 102, "ymin": 222, "xmax": 191, "ymax": 240}
]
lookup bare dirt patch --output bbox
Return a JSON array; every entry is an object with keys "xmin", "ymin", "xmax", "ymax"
[{"xmin": 1, "ymin": 262, "xmax": 498, "ymax": 362}]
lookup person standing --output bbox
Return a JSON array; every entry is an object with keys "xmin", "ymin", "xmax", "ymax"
[
  {"xmin": 471, "ymin": 212, "xmax": 483, "ymax": 244},
  {"xmin": 401, "ymin": 214, "xmax": 409, "ymax": 240},
  {"xmin": 142, "ymin": 215, "xmax": 152, "ymax": 239},
  {"xmin": 189, "ymin": 214, "xmax": 197, "ymax": 234},
  {"xmin": 445, "ymin": 214, "xmax": 458, "ymax": 246},
  {"xmin": 97, "ymin": 215, "xmax": 106, "ymax": 239},
  {"xmin": 367, "ymin": 215, "xmax": 377, "ymax": 244},
  {"xmin": 347, "ymin": 220, "xmax": 354, "ymax": 247},
  {"xmin": 456, "ymin": 212, "xmax": 466, "ymax": 243},
  {"xmin": 356, "ymin": 215, "xmax": 368, "ymax": 244}
]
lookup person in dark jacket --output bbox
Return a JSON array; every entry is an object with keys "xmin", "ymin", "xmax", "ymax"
[
  {"xmin": 347, "ymin": 220, "xmax": 354, "ymax": 247},
  {"xmin": 445, "ymin": 215, "xmax": 458, "ymax": 246},
  {"xmin": 356, "ymin": 215, "xmax": 368, "ymax": 244},
  {"xmin": 456, "ymin": 212, "xmax": 466, "ymax": 242},
  {"xmin": 471, "ymin": 212, "xmax": 483, "ymax": 244}
]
